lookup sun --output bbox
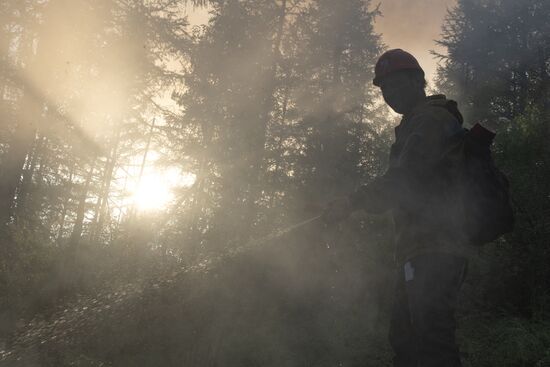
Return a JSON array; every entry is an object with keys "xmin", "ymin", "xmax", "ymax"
[
  {"xmin": 131, "ymin": 176, "xmax": 172, "ymax": 211},
  {"xmin": 130, "ymin": 169, "xmax": 196, "ymax": 212}
]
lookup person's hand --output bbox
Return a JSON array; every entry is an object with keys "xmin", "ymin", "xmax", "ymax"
[{"xmin": 322, "ymin": 197, "xmax": 353, "ymax": 224}]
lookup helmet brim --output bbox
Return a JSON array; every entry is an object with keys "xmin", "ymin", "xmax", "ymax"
[{"xmin": 372, "ymin": 68, "xmax": 425, "ymax": 87}]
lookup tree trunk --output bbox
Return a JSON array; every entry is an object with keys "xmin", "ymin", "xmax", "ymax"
[
  {"xmin": 57, "ymin": 160, "xmax": 76, "ymax": 241},
  {"xmin": 69, "ymin": 161, "xmax": 96, "ymax": 247},
  {"xmin": 242, "ymin": 0, "xmax": 287, "ymax": 234},
  {"xmin": 90, "ymin": 127, "xmax": 122, "ymax": 241},
  {"xmin": 14, "ymin": 134, "xmax": 47, "ymax": 219},
  {"xmin": 0, "ymin": 88, "xmax": 41, "ymax": 226},
  {"xmin": 128, "ymin": 118, "xmax": 155, "ymax": 220}
]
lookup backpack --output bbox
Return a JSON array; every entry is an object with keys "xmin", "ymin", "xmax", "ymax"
[{"xmin": 443, "ymin": 122, "xmax": 515, "ymax": 246}]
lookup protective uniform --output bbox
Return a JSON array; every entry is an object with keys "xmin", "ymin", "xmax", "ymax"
[
  {"xmin": 350, "ymin": 94, "xmax": 468, "ymax": 367},
  {"xmin": 350, "ymin": 94, "xmax": 468, "ymax": 263}
]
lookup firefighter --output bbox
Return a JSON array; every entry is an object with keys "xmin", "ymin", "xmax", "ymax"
[{"xmin": 324, "ymin": 49, "xmax": 468, "ymax": 367}]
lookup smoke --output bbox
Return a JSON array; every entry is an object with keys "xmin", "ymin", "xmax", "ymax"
[{"xmin": 185, "ymin": 0, "xmax": 457, "ymax": 85}]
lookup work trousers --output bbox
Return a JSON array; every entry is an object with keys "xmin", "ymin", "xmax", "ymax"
[{"xmin": 389, "ymin": 252, "xmax": 467, "ymax": 367}]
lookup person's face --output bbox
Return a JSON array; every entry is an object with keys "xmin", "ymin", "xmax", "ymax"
[{"xmin": 380, "ymin": 72, "xmax": 425, "ymax": 115}]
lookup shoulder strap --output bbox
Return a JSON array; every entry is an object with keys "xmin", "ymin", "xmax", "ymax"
[{"xmin": 425, "ymin": 95, "xmax": 464, "ymax": 125}]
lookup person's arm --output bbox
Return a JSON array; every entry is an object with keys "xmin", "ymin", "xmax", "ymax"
[
  {"xmin": 348, "ymin": 169, "xmax": 405, "ymax": 214},
  {"xmin": 349, "ymin": 111, "xmax": 456, "ymax": 214}
]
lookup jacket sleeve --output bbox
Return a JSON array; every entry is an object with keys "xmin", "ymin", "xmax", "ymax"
[{"xmin": 349, "ymin": 110, "xmax": 457, "ymax": 214}]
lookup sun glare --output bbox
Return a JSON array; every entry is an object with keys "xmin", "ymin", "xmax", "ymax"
[
  {"xmin": 130, "ymin": 169, "xmax": 196, "ymax": 212},
  {"xmin": 132, "ymin": 176, "xmax": 172, "ymax": 211}
]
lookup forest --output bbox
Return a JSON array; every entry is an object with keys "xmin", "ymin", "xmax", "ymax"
[{"xmin": 0, "ymin": 0, "xmax": 549, "ymax": 366}]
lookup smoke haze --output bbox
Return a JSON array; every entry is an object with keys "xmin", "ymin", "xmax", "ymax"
[
  {"xmin": 187, "ymin": 0, "xmax": 457, "ymax": 84},
  {"xmin": 2, "ymin": 0, "xmax": 548, "ymax": 365}
]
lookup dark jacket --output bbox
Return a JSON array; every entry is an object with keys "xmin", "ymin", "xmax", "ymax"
[{"xmin": 350, "ymin": 95, "xmax": 467, "ymax": 264}]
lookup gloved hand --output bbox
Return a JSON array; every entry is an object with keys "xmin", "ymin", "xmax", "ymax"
[{"xmin": 322, "ymin": 197, "xmax": 353, "ymax": 224}]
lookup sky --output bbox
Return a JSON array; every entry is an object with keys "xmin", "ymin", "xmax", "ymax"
[{"xmin": 185, "ymin": 0, "xmax": 457, "ymax": 85}]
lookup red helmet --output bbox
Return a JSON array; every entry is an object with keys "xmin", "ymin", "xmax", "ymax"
[{"xmin": 373, "ymin": 49, "xmax": 424, "ymax": 87}]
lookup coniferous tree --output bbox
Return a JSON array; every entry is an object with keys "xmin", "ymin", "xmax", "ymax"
[{"xmin": 435, "ymin": 2, "xmax": 550, "ymax": 364}]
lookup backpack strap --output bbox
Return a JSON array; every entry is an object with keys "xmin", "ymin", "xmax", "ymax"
[{"xmin": 426, "ymin": 95, "xmax": 464, "ymax": 125}]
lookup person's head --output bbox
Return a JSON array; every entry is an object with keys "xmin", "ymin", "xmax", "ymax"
[{"xmin": 373, "ymin": 49, "xmax": 427, "ymax": 115}]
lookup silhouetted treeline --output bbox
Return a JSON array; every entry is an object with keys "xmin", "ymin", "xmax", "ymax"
[
  {"xmin": 434, "ymin": 0, "xmax": 550, "ymax": 365},
  {"xmin": 0, "ymin": 0, "xmax": 549, "ymax": 366}
]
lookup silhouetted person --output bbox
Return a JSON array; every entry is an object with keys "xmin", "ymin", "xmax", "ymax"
[{"xmin": 324, "ymin": 49, "xmax": 467, "ymax": 367}]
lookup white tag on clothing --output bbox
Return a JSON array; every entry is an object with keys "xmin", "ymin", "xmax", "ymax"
[{"xmin": 404, "ymin": 261, "xmax": 415, "ymax": 282}]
